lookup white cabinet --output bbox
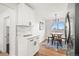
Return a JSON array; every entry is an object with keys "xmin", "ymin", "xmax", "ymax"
[
  {"xmin": 17, "ymin": 25, "xmax": 39, "ymax": 56},
  {"xmin": 17, "ymin": 4, "xmax": 34, "ymax": 26},
  {"xmin": 17, "ymin": 3, "xmax": 39, "ymax": 56},
  {"xmin": 27, "ymin": 36, "xmax": 39, "ymax": 56},
  {"xmin": 33, "ymin": 36, "xmax": 39, "ymax": 55},
  {"xmin": 17, "ymin": 4, "xmax": 23, "ymax": 25},
  {"xmin": 27, "ymin": 38, "xmax": 34, "ymax": 56},
  {"xmin": 18, "ymin": 37, "xmax": 28, "ymax": 56}
]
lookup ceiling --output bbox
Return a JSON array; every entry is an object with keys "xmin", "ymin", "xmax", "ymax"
[
  {"xmin": 0, "ymin": 4, "xmax": 8, "ymax": 13},
  {"xmin": 28, "ymin": 3, "xmax": 68, "ymax": 20},
  {"xmin": 0, "ymin": 3, "xmax": 17, "ymax": 14},
  {"xmin": 0, "ymin": 3, "xmax": 68, "ymax": 20},
  {"xmin": 28, "ymin": 3, "xmax": 68, "ymax": 11}
]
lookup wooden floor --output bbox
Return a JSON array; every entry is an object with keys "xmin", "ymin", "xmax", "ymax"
[
  {"xmin": 0, "ymin": 40, "xmax": 65, "ymax": 56},
  {"xmin": 0, "ymin": 52, "xmax": 8, "ymax": 56},
  {"xmin": 35, "ymin": 40, "xmax": 65, "ymax": 56},
  {"xmin": 35, "ymin": 47, "xmax": 65, "ymax": 56}
]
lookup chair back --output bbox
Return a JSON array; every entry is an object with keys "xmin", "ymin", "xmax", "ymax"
[{"xmin": 58, "ymin": 35, "xmax": 62, "ymax": 40}]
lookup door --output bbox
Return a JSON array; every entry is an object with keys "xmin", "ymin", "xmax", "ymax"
[
  {"xmin": 27, "ymin": 38, "xmax": 34, "ymax": 56},
  {"xmin": 1, "ymin": 7, "xmax": 16, "ymax": 56},
  {"xmin": 6, "ymin": 26, "xmax": 9, "ymax": 54},
  {"xmin": 65, "ymin": 12, "xmax": 74, "ymax": 56},
  {"xmin": 3, "ymin": 16, "xmax": 10, "ymax": 54}
]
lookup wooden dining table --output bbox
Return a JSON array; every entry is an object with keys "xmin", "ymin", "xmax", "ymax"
[
  {"xmin": 51, "ymin": 33, "xmax": 64, "ymax": 50},
  {"xmin": 51, "ymin": 33, "xmax": 63, "ymax": 39}
]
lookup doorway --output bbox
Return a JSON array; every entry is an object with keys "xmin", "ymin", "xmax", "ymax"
[
  {"xmin": 6, "ymin": 26, "xmax": 9, "ymax": 54},
  {"xmin": 3, "ymin": 16, "xmax": 10, "ymax": 55}
]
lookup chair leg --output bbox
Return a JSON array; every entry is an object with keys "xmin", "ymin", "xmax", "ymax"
[
  {"xmin": 59, "ymin": 40, "xmax": 62, "ymax": 47},
  {"xmin": 48, "ymin": 37, "xmax": 49, "ymax": 43},
  {"xmin": 57, "ymin": 41, "xmax": 59, "ymax": 50},
  {"xmin": 52, "ymin": 39, "xmax": 53, "ymax": 45}
]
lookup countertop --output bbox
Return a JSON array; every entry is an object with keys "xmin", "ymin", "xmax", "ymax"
[{"xmin": 23, "ymin": 34, "xmax": 40, "ymax": 39}]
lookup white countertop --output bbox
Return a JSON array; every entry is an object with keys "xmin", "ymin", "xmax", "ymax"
[{"xmin": 23, "ymin": 34, "xmax": 40, "ymax": 39}]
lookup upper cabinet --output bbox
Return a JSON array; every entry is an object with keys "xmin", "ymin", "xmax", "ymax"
[{"xmin": 17, "ymin": 4, "xmax": 35, "ymax": 26}]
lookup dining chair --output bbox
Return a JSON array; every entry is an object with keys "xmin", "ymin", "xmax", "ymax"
[{"xmin": 48, "ymin": 34, "xmax": 54, "ymax": 45}]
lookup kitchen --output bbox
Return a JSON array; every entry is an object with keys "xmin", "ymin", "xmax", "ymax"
[{"xmin": 0, "ymin": 3, "xmax": 78, "ymax": 56}]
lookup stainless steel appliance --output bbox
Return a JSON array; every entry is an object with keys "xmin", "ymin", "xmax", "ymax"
[
  {"xmin": 66, "ymin": 3, "xmax": 79, "ymax": 56},
  {"xmin": 75, "ymin": 3, "xmax": 79, "ymax": 56},
  {"xmin": 65, "ymin": 12, "xmax": 74, "ymax": 56}
]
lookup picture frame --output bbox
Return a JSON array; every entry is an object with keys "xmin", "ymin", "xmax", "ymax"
[{"xmin": 39, "ymin": 21, "xmax": 45, "ymax": 30}]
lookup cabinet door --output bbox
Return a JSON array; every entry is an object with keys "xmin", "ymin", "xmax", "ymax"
[
  {"xmin": 17, "ymin": 27, "xmax": 28, "ymax": 56},
  {"xmin": 18, "ymin": 4, "xmax": 34, "ymax": 25},
  {"xmin": 22, "ymin": 4, "xmax": 29, "ymax": 25},
  {"xmin": 18, "ymin": 38, "xmax": 28, "ymax": 56},
  {"xmin": 33, "ymin": 36, "xmax": 39, "ymax": 55},
  {"xmin": 17, "ymin": 4, "xmax": 30, "ymax": 25},
  {"xmin": 27, "ymin": 38, "xmax": 34, "ymax": 56},
  {"xmin": 17, "ymin": 4, "xmax": 23, "ymax": 25}
]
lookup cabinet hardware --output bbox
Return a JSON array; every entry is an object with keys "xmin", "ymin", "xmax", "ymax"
[{"xmin": 30, "ymin": 39, "xmax": 33, "ymax": 41}]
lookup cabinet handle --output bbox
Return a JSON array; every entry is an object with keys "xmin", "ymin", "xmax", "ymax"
[
  {"xmin": 30, "ymin": 39, "xmax": 33, "ymax": 41},
  {"xmin": 34, "ymin": 41, "xmax": 37, "ymax": 45}
]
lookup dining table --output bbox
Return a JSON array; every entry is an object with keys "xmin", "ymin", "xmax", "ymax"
[{"xmin": 51, "ymin": 33, "xmax": 64, "ymax": 51}]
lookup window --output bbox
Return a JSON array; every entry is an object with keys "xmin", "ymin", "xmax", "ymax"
[{"xmin": 51, "ymin": 21, "xmax": 64, "ymax": 30}]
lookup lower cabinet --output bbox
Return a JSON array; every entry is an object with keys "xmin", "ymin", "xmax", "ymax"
[
  {"xmin": 27, "ymin": 38, "xmax": 34, "ymax": 56},
  {"xmin": 33, "ymin": 37, "xmax": 39, "ymax": 55},
  {"xmin": 26, "ymin": 36, "xmax": 39, "ymax": 56},
  {"xmin": 17, "ymin": 35, "xmax": 39, "ymax": 56},
  {"xmin": 18, "ymin": 37, "xmax": 28, "ymax": 56}
]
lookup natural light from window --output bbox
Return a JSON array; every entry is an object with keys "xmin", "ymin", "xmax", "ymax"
[{"xmin": 51, "ymin": 21, "xmax": 64, "ymax": 30}]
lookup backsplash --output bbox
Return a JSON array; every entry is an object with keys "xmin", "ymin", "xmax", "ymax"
[{"xmin": 16, "ymin": 25, "xmax": 32, "ymax": 36}]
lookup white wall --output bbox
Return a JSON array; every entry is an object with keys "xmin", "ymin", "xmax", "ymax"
[
  {"xmin": 32, "ymin": 4, "xmax": 68, "ymax": 40},
  {"xmin": 34, "ymin": 11, "xmax": 45, "ymax": 43},
  {"xmin": 0, "ymin": 4, "xmax": 17, "ymax": 56},
  {"xmin": 0, "ymin": 7, "xmax": 11, "ymax": 52},
  {"xmin": 45, "ymin": 19, "xmax": 54, "ymax": 39},
  {"xmin": 0, "ymin": 14, "xmax": 4, "ymax": 52}
]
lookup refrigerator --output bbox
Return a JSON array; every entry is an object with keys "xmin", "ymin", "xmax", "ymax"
[
  {"xmin": 65, "ymin": 12, "xmax": 75, "ymax": 56},
  {"xmin": 75, "ymin": 3, "xmax": 79, "ymax": 56},
  {"xmin": 65, "ymin": 3, "xmax": 75, "ymax": 56}
]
